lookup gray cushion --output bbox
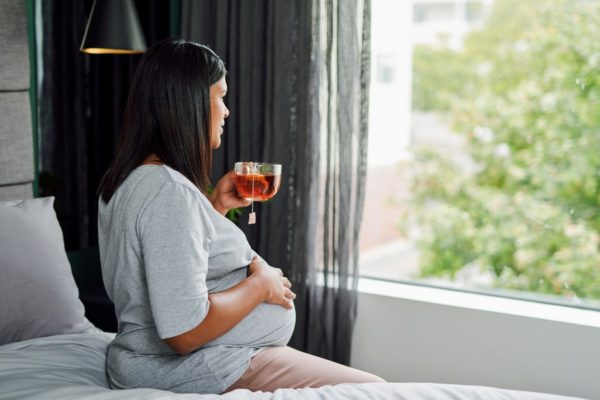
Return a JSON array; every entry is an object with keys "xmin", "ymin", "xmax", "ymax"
[
  {"xmin": 0, "ymin": 0, "xmax": 30, "ymax": 91},
  {"xmin": 0, "ymin": 91, "xmax": 34, "ymax": 187},
  {"xmin": 0, "ymin": 197, "xmax": 94, "ymax": 345}
]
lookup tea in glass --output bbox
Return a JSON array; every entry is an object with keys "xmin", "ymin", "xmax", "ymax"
[{"xmin": 234, "ymin": 162, "xmax": 282, "ymax": 201}]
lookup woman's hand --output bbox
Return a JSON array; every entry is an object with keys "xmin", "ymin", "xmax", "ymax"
[
  {"xmin": 209, "ymin": 170, "xmax": 251, "ymax": 215},
  {"xmin": 165, "ymin": 257, "xmax": 294, "ymax": 355},
  {"xmin": 248, "ymin": 257, "xmax": 296, "ymax": 310}
]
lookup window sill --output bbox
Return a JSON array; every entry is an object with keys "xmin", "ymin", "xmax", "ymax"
[{"xmin": 357, "ymin": 277, "xmax": 600, "ymax": 328}]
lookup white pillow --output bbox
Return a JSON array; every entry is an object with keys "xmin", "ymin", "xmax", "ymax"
[{"xmin": 0, "ymin": 197, "xmax": 94, "ymax": 345}]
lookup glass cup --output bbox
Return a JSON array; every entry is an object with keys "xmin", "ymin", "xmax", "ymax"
[{"xmin": 234, "ymin": 162, "xmax": 282, "ymax": 201}]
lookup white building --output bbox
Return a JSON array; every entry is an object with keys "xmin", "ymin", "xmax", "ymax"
[
  {"xmin": 368, "ymin": 0, "xmax": 494, "ymax": 167},
  {"xmin": 412, "ymin": 0, "xmax": 494, "ymax": 49}
]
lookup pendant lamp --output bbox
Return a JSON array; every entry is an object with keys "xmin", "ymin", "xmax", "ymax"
[{"xmin": 80, "ymin": 0, "xmax": 147, "ymax": 54}]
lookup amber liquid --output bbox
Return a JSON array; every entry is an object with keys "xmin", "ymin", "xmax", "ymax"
[{"xmin": 235, "ymin": 173, "xmax": 281, "ymax": 201}]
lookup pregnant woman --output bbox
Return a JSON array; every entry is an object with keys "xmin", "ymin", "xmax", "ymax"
[{"xmin": 97, "ymin": 39, "xmax": 384, "ymax": 394}]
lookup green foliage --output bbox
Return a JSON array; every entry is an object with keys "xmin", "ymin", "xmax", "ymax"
[
  {"xmin": 408, "ymin": 0, "xmax": 600, "ymax": 301},
  {"xmin": 206, "ymin": 185, "xmax": 242, "ymax": 224},
  {"xmin": 225, "ymin": 207, "xmax": 243, "ymax": 224}
]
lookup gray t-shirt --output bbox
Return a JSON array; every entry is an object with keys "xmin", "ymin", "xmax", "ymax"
[{"xmin": 98, "ymin": 165, "xmax": 295, "ymax": 394}]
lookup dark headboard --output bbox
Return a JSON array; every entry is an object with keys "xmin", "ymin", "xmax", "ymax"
[{"xmin": 0, "ymin": 0, "xmax": 34, "ymax": 201}]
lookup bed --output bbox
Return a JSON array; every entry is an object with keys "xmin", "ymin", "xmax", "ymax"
[
  {"xmin": 0, "ymin": 198, "xmax": 589, "ymax": 400},
  {"xmin": 0, "ymin": 332, "xmax": 587, "ymax": 400},
  {"xmin": 0, "ymin": 330, "xmax": 587, "ymax": 400}
]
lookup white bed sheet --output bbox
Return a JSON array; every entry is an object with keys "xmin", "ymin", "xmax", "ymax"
[{"xmin": 0, "ymin": 331, "xmax": 587, "ymax": 400}]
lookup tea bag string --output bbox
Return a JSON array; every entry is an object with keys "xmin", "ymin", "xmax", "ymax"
[
  {"xmin": 248, "ymin": 164, "xmax": 256, "ymax": 224},
  {"xmin": 251, "ymin": 173, "xmax": 254, "ymax": 215}
]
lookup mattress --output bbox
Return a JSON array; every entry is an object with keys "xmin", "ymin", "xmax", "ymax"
[{"xmin": 0, "ymin": 331, "xmax": 587, "ymax": 400}]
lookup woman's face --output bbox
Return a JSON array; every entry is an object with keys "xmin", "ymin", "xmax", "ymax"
[{"xmin": 209, "ymin": 76, "xmax": 229, "ymax": 149}]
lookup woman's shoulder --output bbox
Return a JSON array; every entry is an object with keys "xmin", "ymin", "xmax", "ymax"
[
  {"xmin": 158, "ymin": 165, "xmax": 198, "ymax": 190},
  {"xmin": 127, "ymin": 165, "xmax": 206, "ymax": 202},
  {"xmin": 133, "ymin": 166, "xmax": 217, "ymax": 236},
  {"xmin": 135, "ymin": 165, "xmax": 213, "ymax": 209},
  {"xmin": 102, "ymin": 165, "xmax": 213, "ymax": 222}
]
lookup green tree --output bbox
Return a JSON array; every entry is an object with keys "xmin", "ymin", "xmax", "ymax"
[{"xmin": 408, "ymin": 0, "xmax": 600, "ymax": 301}]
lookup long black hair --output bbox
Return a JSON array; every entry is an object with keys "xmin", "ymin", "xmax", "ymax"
[{"xmin": 98, "ymin": 38, "xmax": 226, "ymax": 203}]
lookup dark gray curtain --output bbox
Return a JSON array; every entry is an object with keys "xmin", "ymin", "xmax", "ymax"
[
  {"xmin": 39, "ymin": 0, "xmax": 170, "ymax": 250},
  {"xmin": 180, "ymin": 0, "xmax": 370, "ymax": 365}
]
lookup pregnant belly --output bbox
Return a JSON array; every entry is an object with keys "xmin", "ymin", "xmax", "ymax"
[{"xmin": 207, "ymin": 302, "xmax": 296, "ymax": 348}]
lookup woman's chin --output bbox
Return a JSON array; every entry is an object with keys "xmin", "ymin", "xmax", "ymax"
[{"xmin": 211, "ymin": 139, "xmax": 222, "ymax": 150}]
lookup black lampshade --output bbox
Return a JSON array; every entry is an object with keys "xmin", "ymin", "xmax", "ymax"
[{"xmin": 80, "ymin": 0, "xmax": 147, "ymax": 54}]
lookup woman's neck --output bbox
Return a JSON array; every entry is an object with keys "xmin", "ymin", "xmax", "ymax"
[{"xmin": 142, "ymin": 153, "xmax": 163, "ymax": 165}]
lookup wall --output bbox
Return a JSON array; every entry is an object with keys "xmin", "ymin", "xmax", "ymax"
[
  {"xmin": 0, "ymin": 0, "xmax": 34, "ymax": 201},
  {"xmin": 351, "ymin": 281, "xmax": 600, "ymax": 400}
]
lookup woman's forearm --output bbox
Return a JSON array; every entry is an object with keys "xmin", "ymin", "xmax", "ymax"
[
  {"xmin": 164, "ymin": 275, "xmax": 265, "ymax": 355},
  {"xmin": 163, "ymin": 258, "xmax": 294, "ymax": 355},
  {"xmin": 209, "ymin": 194, "xmax": 228, "ymax": 215}
]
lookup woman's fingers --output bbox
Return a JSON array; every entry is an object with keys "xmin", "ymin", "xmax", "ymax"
[
  {"xmin": 281, "ymin": 290, "xmax": 295, "ymax": 309},
  {"xmin": 284, "ymin": 288, "xmax": 296, "ymax": 300},
  {"xmin": 253, "ymin": 261, "xmax": 296, "ymax": 309}
]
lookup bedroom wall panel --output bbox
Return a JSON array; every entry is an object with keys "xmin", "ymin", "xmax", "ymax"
[
  {"xmin": 0, "ymin": 183, "xmax": 32, "ymax": 202},
  {"xmin": 0, "ymin": 0, "xmax": 34, "ymax": 199},
  {"xmin": 0, "ymin": 92, "xmax": 33, "ymax": 187},
  {"xmin": 0, "ymin": 0, "xmax": 30, "ymax": 91}
]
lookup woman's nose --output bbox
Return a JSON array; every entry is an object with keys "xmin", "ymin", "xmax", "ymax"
[{"xmin": 224, "ymin": 106, "xmax": 230, "ymax": 118}]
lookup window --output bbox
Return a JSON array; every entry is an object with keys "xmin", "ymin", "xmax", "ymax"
[
  {"xmin": 362, "ymin": 0, "xmax": 600, "ymax": 310},
  {"xmin": 376, "ymin": 55, "xmax": 397, "ymax": 84},
  {"xmin": 413, "ymin": 2, "xmax": 456, "ymax": 24},
  {"xmin": 465, "ymin": 1, "xmax": 484, "ymax": 21}
]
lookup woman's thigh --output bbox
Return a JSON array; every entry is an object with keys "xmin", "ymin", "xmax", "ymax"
[{"xmin": 225, "ymin": 346, "xmax": 385, "ymax": 393}]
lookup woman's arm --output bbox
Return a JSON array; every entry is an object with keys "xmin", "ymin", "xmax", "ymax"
[
  {"xmin": 164, "ymin": 258, "xmax": 295, "ymax": 355},
  {"xmin": 209, "ymin": 170, "xmax": 250, "ymax": 215}
]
